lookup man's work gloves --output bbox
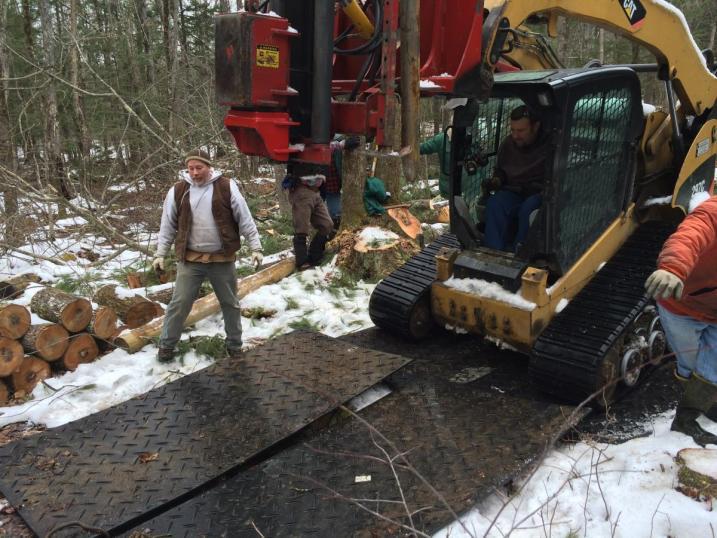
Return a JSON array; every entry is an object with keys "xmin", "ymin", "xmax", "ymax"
[
  {"xmin": 645, "ymin": 269, "xmax": 684, "ymax": 300},
  {"xmin": 152, "ymin": 257, "xmax": 165, "ymax": 272},
  {"xmin": 251, "ymin": 251, "xmax": 264, "ymax": 269}
]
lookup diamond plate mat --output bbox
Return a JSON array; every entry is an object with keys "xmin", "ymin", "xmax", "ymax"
[
  {"xmin": 0, "ymin": 331, "xmax": 410, "ymax": 537},
  {"xmin": 128, "ymin": 329, "xmax": 581, "ymax": 538}
]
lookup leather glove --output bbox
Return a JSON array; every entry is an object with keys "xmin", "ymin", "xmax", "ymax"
[
  {"xmin": 152, "ymin": 257, "xmax": 165, "ymax": 272},
  {"xmin": 645, "ymin": 269, "xmax": 684, "ymax": 300},
  {"xmin": 251, "ymin": 251, "xmax": 264, "ymax": 269}
]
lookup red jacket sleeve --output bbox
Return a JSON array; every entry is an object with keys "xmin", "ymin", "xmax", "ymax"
[{"xmin": 658, "ymin": 197, "xmax": 717, "ymax": 280}]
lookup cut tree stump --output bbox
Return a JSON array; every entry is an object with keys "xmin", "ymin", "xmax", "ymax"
[
  {"xmin": 677, "ymin": 448, "xmax": 717, "ymax": 500},
  {"xmin": 60, "ymin": 333, "xmax": 99, "ymax": 371},
  {"xmin": 0, "ymin": 337, "xmax": 24, "ymax": 377},
  {"xmin": 116, "ymin": 257, "xmax": 296, "ymax": 353},
  {"xmin": 10, "ymin": 356, "xmax": 51, "ymax": 398},
  {"xmin": 93, "ymin": 285, "xmax": 163, "ymax": 329},
  {"xmin": 0, "ymin": 380, "xmax": 8, "ymax": 404},
  {"xmin": 30, "ymin": 287, "xmax": 93, "ymax": 333},
  {"xmin": 0, "ymin": 304, "xmax": 31, "ymax": 339},
  {"xmin": 21, "ymin": 323, "xmax": 70, "ymax": 361},
  {"xmin": 88, "ymin": 306, "xmax": 118, "ymax": 340}
]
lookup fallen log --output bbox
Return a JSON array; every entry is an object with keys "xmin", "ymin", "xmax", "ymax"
[
  {"xmin": 88, "ymin": 306, "xmax": 118, "ymax": 340},
  {"xmin": 93, "ymin": 285, "xmax": 162, "ymax": 329},
  {"xmin": 30, "ymin": 287, "xmax": 93, "ymax": 333},
  {"xmin": 21, "ymin": 323, "xmax": 70, "ymax": 361},
  {"xmin": 60, "ymin": 333, "xmax": 99, "ymax": 371},
  {"xmin": 0, "ymin": 336, "xmax": 24, "ymax": 377},
  {"xmin": 0, "ymin": 304, "xmax": 31, "ymax": 339},
  {"xmin": 10, "ymin": 356, "xmax": 51, "ymax": 398},
  {"xmin": 115, "ymin": 257, "xmax": 296, "ymax": 353}
]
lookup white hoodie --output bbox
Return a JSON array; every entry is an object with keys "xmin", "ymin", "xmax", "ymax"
[{"xmin": 155, "ymin": 169, "xmax": 262, "ymax": 257}]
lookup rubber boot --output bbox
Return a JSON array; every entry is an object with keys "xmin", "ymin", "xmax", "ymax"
[
  {"xmin": 157, "ymin": 348, "xmax": 175, "ymax": 363},
  {"xmin": 693, "ymin": 373, "xmax": 717, "ymax": 423},
  {"xmin": 308, "ymin": 233, "xmax": 329, "ymax": 266},
  {"xmin": 671, "ymin": 375, "xmax": 717, "ymax": 446},
  {"xmin": 293, "ymin": 234, "xmax": 310, "ymax": 270}
]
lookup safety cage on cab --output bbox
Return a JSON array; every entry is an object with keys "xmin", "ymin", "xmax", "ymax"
[{"xmin": 444, "ymin": 67, "xmax": 645, "ymax": 286}]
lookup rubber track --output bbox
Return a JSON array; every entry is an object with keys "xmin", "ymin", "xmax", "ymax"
[
  {"xmin": 529, "ymin": 221, "xmax": 674, "ymax": 403},
  {"xmin": 369, "ymin": 233, "xmax": 460, "ymax": 338}
]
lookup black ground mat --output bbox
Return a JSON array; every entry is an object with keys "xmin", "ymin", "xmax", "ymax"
[
  {"xmin": 0, "ymin": 331, "xmax": 410, "ymax": 538},
  {"xmin": 128, "ymin": 329, "xmax": 581, "ymax": 538}
]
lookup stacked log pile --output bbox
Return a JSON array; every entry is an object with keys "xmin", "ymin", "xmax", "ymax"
[{"xmin": 0, "ymin": 286, "xmax": 118, "ymax": 405}]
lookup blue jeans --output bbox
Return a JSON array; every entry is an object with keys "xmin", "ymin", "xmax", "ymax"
[
  {"xmin": 159, "ymin": 261, "xmax": 242, "ymax": 351},
  {"xmin": 658, "ymin": 303, "xmax": 717, "ymax": 384},
  {"xmin": 324, "ymin": 192, "xmax": 341, "ymax": 219},
  {"xmin": 484, "ymin": 190, "xmax": 542, "ymax": 251}
]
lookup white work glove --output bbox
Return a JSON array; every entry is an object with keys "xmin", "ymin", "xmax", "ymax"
[
  {"xmin": 645, "ymin": 269, "xmax": 684, "ymax": 300},
  {"xmin": 152, "ymin": 257, "xmax": 165, "ymax": 272},
  {"xmin": 251, "ymin": 251, "xmax": 264, "ymax": 269}
]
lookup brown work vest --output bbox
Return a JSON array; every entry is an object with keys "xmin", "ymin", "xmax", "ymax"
[{"xmin": 173, "ymin": 176, "xmax": 242, "ymax": 261}]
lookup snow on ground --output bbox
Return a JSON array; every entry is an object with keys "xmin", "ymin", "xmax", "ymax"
[
  {"xmin": 3, "ymin": 193, "xmax": 717, "ymax": 536},
  {"xmin": 435, "ymin": 412, "xmax": 717, "ymax": 538}
]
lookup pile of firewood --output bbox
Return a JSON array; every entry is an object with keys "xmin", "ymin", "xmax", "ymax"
[{"xmin": 0, "ymin": 284, "xmax": 165, "ymax": 405}]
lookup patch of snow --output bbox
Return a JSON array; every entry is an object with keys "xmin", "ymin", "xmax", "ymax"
[
  {"xmin": 444, "ymin": 277, "xmax": 536, "ymax": 311},
  {"xmin": 358, "ymin": 226, "xmax": 399, "ymax": 244},
  {"xmin": 677, "ymin": 448, "xmax": 717, "ymax": 478},
  {"xmin": 288, "ymin": 26, "xmax": 298, "ymax": 34},
  {"xmin": 555, "ymin": 298, "xmax": 569, "ymax": 313},
  {"xmin": 55, "ymin": 216, "xmax": 88, "ymax": 227},
  {"xmin": 420, "ymin": 79, "xmax": 441, "ymax": 89},
  {"xmin": 445, "ymin": 323, "xmax": 468, "ymax": 334},
  {"xmin": 289, "ymin": 143, "xmax": 305, "ymax": 151},
  {"xmin": 654, "ymin": 0, "xmax": 708, "ymax": 70},
  {"xmin": 434, "ymin": 411, "xmax": 717, "ymax": 538},
  {"xmin": 642, "ymin": 195, "xmax": 672, "ymax": 207},
  {"xmin": 642, "ymin": 102, "xmax": 657, "ymax": 115}
]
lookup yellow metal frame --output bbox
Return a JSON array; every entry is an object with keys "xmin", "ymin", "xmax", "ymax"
[
  {"xmin": 671, "ymin": 118, "xmax": 717, "ymax": 213},
  {"xmin": 341, "ymin": 0, "xmax": 375, "ymax": 40},
  {"xmin": 484, "ymin": 0, "xmax": 717, "ymax": 116},
  {"xmin": 431, "ymin": 205, "xmax": 639, "ymax": 352}
]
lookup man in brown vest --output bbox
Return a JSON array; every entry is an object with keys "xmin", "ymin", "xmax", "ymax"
[{"xmin": 152, "ymin": 150, "xmax": 263, "ymax": 361}]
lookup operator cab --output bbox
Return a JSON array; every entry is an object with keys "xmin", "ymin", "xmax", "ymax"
[{"xmin": 445, "ymin": 67, "xmax": 644, "ymax": 291}]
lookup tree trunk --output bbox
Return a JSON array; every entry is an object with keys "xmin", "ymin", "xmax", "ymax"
[
  {"xmin": 93, "ymin": 284, "xmax": 163, "ymax": 328},
  {"xmin": 341, "ymin": 141, "xmax": 368, "ymax": 229},
  {"xmin": 0, "ymin": 0, "xmax": 19, "ymax": 247},
  {"xmin": 0, "ymin": 336, "xmax": 23, "ymax": 377},
  {"xmin": 10, "ymin": 356, "xmax": 51, "ymax": 398},
  {"xmin": 30, "ymin": 287, "xmax": 93, "ymax": 332},
  {"xmin": 88, "ymin": 306, "xmax": 118, "ymax": 340},
  {"xmin": 21, "ymin": 323, "xmax": 70, "ymax": 361},
  {"xmin": 399, "ymin": 0, "xmax": 420, "ymax": 183},
  {"xmin": 273, "ymin": 163, "xmax": 291, "ymax": 217},
  {"xmin": 69, "ymin": 0, "xmax": 90, "ymax": 169},
  {"xmin": 374, "ymin": 97, "xmax": 403, "ymax": 202},
  {"xmin": 0, "ymin": 304, "xmax": 31, "ymax": 339},
  {"xmin": 60, "ymin": 333, "xmax": 99, "ymax": 371},
  {"xmin": 0, "ymin": 380, "xmax": 7, "ymax": 404},
  {"xmin": 116, "ymin": 257, "xmax": 296, "ymax": 353},
  {"xmin": 39, "ymin": 0, "xmax": 70, "ymax": 203}
]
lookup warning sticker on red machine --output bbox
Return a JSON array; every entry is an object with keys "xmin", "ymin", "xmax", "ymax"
[{"xmin": 256, "ymin": 45, "xmax": 279, "ymax": 68}]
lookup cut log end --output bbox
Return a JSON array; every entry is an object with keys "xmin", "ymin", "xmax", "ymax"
[
  {"xmin": 125, "ymin": 302, "xmax": 162, "ymax": 329},
  {"xmin": 61, "ymin": 298, "xmax": 93, "ymax": 333},
  {"xmin": 90, "ymin": 306, "xmax": 118, "ymax": 340},
  {"xmin": 0, "ymin": 337, "xmax": 24, "ymax": 377},
  {"xmin": 61, "ymin": 333, "xmax": 99, "ymax": 371},
  {"xmin": 0, "ymin": 304, "xmax": 31, "ymax": 339},
  {"xmin": 22, "ymin": 323, "xmax": 70, "ymax": 361},
  {"xmin": 11, "ymin": 356, "xmax": 51, "ymax": 398}
]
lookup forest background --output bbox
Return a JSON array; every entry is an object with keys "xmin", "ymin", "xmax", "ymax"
[{"xmin": 0, "ymin": 0, "xmax": 715, "ymax": 251}]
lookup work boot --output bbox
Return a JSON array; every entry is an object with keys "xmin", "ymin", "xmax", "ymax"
[
  {"xmin": 226, "ymin": 347, "xmax": 243, "ymax": 360},
  {"xmin": 671, "ymin": 375, "xmax": 717, "ymax": 447},
  {"xmin": 308, "ymin": 233, "xmax": 329, "ymax": 266},
  {"xmin": 293, "ymin": 234, "xmax": 311, "ymax": 270},
  {"xmin": 157, "ymin": 347, "xmax": 175, "ymax": 363},
  {"xmin": 693, "ymin": 373, "xmax": 717, "ymax": 423}
]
